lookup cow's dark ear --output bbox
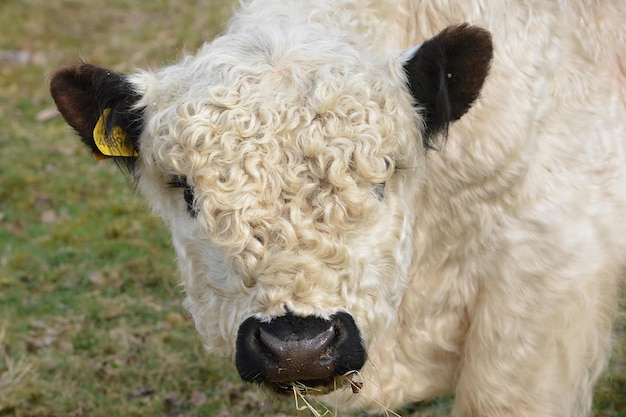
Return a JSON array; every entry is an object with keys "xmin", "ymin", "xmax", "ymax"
[
  {"xmin": 403, "ymin": 24, "xmax": 493, "ymax": 149},
  {"xmin": 50, "ymin": 64, "xmax": 144, "ymax": 169}
]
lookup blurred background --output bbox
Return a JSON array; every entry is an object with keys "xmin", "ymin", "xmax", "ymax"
[{"xmin": 0, "ymin": 1, "xmax": 623, "ymax": 416}]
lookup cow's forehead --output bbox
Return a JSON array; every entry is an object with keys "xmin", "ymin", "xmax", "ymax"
[
  {"xmin": 136, "ymin": 31, "xmax": 419, "ymax": 183},
  {"xmin": 140, "ymin": 28, "xmax": 385, "ymax": 109}
]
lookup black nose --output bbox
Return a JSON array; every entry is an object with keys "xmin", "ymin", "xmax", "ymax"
[{"xmin": 235, "ymin": 312, "xmax": 365, "ymax": 393}]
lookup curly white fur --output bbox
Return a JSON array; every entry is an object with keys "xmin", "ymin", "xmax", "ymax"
[{"xmin": 126, "ymin": 1, "xmax": 626, "ymax": 416}]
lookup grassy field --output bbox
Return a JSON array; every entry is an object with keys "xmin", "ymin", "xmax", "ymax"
[{"xmin": 0, "ymin": 1, "xmax": 624, "ymax": 416}]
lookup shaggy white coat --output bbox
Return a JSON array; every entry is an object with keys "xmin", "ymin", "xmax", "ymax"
[{"xmin": 128, "ymin": 1, "xmax": 626, "ymax": 416}]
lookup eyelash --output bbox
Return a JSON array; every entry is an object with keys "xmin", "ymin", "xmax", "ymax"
[{"xmin": 169, "ymin": 177, "xmax": 197, "ymax": 216}]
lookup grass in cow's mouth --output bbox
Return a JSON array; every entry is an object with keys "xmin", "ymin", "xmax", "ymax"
[
  {"xmin": 292, "ymin": 384, "xmax": 335, "ymax": 417},
  {"xmin": 289, "ymin": 372, "xmax": 403, "ymax": 417},
  {"xmin": 1, "ymin": 0, "xmax": 624, "ymax": 416}
]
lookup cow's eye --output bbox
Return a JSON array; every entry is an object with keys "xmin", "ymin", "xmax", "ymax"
[
  {"xmin": 169, "ymin": 177, "xmax": 197, "ymax": 217},
  {"xmin": 374, "ymin": 182, "xmax": 386, "ymax": 201},
  {"xmin": 374, "ymin": 158, "xmax": 393, "ymax": 201}
]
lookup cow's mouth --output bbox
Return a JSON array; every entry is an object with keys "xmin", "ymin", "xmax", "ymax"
[
  {"xmin": 266, "ymin": 377, "xmax": 345, "ymax": 396},
  {"xmin": 264, "ymin": 373, "xmax": 365, "ymax": 396},
  {"xmin": 235, "ymin": 312, "xmax": 366, "ymax": 396}
]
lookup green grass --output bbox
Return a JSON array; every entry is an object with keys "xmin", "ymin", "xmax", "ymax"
[{"xmin": 0, "ymin": 1, "xmax": 624, "ymax": 416}]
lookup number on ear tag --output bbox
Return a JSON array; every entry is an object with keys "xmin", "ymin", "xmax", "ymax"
[{"xmin": 93, "ymin": 108, "xmax": 138, "ymax": 157}]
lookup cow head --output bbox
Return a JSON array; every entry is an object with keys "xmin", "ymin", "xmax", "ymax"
[{"xmin": 50, "ymin": 24, "xmax": 491, "ymax": 397}]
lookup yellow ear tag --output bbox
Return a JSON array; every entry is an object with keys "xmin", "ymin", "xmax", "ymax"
[{"xmin": 93, "ymin": 108, "xmax": 138, "ymax": 157}]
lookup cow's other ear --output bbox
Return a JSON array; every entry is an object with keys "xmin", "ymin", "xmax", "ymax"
[
  {"xmin": 403, "ymin": 24, "xmax": 493, "ymax": 148},
  {"xmin": 50, "ymin": 64, "xmax": 144, "ymax": 169}
]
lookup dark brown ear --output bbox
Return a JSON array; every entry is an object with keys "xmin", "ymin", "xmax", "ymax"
[
  {"xmin": 403, "ymin": 24, "xmax": 493, "ymax": 148},
  {"xmin": 50, "ymin": 64, "xmax": 144, "ymax": 167}
]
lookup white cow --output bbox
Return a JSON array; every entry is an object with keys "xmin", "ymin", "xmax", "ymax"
[{"xmin": 50, "ymin": 0, "xmax": 626, "ymax": 416}]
